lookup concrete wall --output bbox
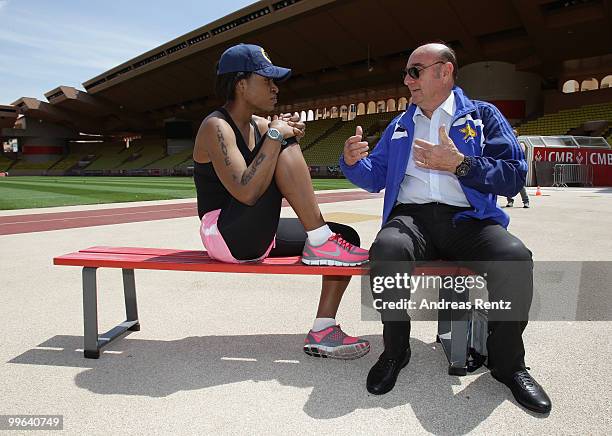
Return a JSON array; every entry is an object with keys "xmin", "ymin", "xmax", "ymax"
[
  {"xmin": 21, "ymin": 136, "xmax": 67, "ymax": 162},
  {"xmin": 543, "ymin": 87, "xmax": 612, "ymax": 113},
  {"xmin": 14, "ymin": 118, "xmax": 76, "ymax": 162},
  {"xmin": 457, "ymin": 61, "xmax": 542, "ymax": 118}
]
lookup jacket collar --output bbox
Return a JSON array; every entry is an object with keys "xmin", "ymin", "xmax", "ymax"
[
  {"xmin": 452, "ymin": 85, "xmax": 476, "ymax": 119},
  {"xmin": 398, "ymin": 85, "xmax": 476, "ymax": 130}
]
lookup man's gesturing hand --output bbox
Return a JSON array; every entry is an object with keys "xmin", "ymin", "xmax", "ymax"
[
  {"xmin": 413, "ymin": 125, "xmax": 464, "ymax": 172},
  {"xmin": 343, "ymin": 125, "xmax": 369, "ymax": 166}
]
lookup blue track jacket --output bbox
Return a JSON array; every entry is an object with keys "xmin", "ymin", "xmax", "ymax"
[{"xmin": 339, "ymin": 86, "xmax": 527, "ymax": 228}]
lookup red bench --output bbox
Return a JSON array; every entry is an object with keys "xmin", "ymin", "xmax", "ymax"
[
  {"xmin": 55, "ymin": 246, "xmax": 485, "ymax": 375},
  {"xmin": 54, "ymin": 246, "xmax": 367, "ymax": 359}
]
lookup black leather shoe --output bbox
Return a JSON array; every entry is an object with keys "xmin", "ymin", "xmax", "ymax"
[
  {"xmin": 366, "ymin": 349, "xmax": 411, "ymax": 395},
  {"xmin": 494, "ymin": 369, "xmax": 552, "ymax": 414}
]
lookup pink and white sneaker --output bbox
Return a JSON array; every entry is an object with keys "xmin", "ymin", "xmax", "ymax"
[
  {"xmin": 303, "ymin": 325, "xmax": 370, "ymax": 359},
  {"xmin": 301, "ymin": 233, "xmax": 369, "ymax": 266}
]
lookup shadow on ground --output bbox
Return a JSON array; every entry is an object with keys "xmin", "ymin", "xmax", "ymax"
[{"xmin": 9, "ymin": 333, "xmax": 539, "ymax": 433}]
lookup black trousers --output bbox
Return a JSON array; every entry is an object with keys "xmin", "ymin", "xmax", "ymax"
[{"xmin": 370, "ymin": 202, "xmax": 533, "ymax": 379}]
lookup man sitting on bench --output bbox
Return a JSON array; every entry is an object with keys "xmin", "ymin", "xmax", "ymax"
[
  {"xmin": 340, "ymin": 43, "xmax": 551, "ymax": 413},
  {"xmin": 193, "ymin": 44, "xmax": 370, "ymax": 360}
]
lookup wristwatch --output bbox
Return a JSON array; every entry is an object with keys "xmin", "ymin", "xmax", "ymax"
[
  {"xmin": 266, "ymin": 127, "xmax": 287, "ymax": 146},
  {"xmin": 454, "ymin": 155, "xmax": 473, "ymax": 177}
]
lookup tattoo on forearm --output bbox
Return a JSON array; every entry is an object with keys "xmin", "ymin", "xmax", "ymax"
[
  {"xmin": 216, "ymin": 126, "xmax": 231, "ymax": 166},
  {"xmin": 240, "ymin": 153, "xmax": 266, "ymax": 185}
]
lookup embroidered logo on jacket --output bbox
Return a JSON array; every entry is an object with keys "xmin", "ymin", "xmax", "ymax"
[{"xmin": 459, "ymin": 123, "xmax": 477, "ymax": 142}]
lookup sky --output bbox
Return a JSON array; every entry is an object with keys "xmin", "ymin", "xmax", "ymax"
[{"xmin": 0, "ymin": 0, "xmax": 256, "ymax": 104}]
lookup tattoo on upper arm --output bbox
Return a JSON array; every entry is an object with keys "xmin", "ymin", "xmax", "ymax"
[
  {"xmin": 216, "ymin": 126, "xmax": 231, "ymax": 166},
  {"xmin": 240, "ymin": 153, "xmax": 266, "ymax": 186}
]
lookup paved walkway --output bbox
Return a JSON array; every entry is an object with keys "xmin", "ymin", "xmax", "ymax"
[{"xmin": 1, "ymin": 187, "xmax": 610, "ymax": 435}]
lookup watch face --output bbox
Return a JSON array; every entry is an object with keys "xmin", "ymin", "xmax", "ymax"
[
  {"xmin": 456, "ymin": 159, "xmax": 470, "ymax": 177},
  {"xmin": 267, "ymin": 128, "xmax": 281, "ymax": 140}
]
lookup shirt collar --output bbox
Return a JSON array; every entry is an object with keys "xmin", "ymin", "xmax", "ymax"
[
  {"xmin": 412, "ymin": 91, "xmax": 455, "ymax": 122},
  {"xmin": 440, "ymin": 91, "xmax": 455, "ymax": 116}
]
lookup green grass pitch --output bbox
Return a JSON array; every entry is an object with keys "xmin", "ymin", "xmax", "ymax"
[{"xmin": 0, "ymin": 177, "xmax": 357, "ymax": 210}]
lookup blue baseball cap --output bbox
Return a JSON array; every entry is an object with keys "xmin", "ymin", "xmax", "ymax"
[{"xmin": 217, "ymin": 44, "xmax": 292, "ymax": 82}]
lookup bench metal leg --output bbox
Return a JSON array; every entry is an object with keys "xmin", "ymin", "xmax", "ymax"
[
  {"xmin": 83, "ymin": 267, "xmax": 100, "ymax": 359},
  {"xmin": 82, "ymin": 267, "xmax": 140, "ymax": 359},
  {"xmin": 437, "ymin": 281, "xmax": 469, "ymax": 376},
  {"xmin": 123, "ymin": 269, "xmax": 140, "ymax": 331},
  {"xmin": 448, "ymin": 310, "xmax": 469, "ymax": 376}
]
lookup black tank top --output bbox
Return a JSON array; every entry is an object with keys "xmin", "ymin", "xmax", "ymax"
[{"xmin": 194, "ymin": 107, "xmax": 264, "ymax": 219}]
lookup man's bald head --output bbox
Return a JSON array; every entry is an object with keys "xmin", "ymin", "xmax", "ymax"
[
  {"xmin": 412, "ymin": 43, "xmax": 458, "ymax": 82},
  {"xmin": 404, "ymin": 42, "xmax": 458, "ymax": 117}
]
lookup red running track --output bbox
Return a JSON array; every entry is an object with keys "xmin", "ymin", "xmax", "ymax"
[{"xmin": 0, "ymin": 191, "xmax": 383, "ymax": 235}]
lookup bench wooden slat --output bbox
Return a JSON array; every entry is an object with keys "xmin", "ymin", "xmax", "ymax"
[{"xmin": 54, "ymin": 247, "xmax": 368, "ymax": 276}]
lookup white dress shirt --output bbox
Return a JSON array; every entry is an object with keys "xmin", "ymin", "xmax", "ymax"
[{"xmin": 397, "ymin": 92, "xmax": 470, "ymax": 207}]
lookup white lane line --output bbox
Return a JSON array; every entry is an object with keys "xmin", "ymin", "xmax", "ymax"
[
  {"xmin": 33, "ymin": 346, "xmax": 64, "ymax": 351},
  {"xmin": 221, "ymin": 357, "xmax": 257, "ymax": 362},
  {"xmin": 273, "ymin": 359, "xmax": 300, "ymax": 364},
  {"xmin": 74, "ymin": 348, "xmax": 123, "ymax": 354}
]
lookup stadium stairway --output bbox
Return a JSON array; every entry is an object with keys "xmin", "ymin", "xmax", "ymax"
[
  {"xmin": 85, "ymin": 142, "xmax": 132, "ymax": 170},
  {"xmin": 144, "ymin": 147, "xmax": 194, "ymax": 170},
  {"xmin": 114, "ymin": 139, "xmax": 166, "ymax": 170},
  {"xmin": 46, "ymin": 143, "xmax": 101, "ymax": 172}
]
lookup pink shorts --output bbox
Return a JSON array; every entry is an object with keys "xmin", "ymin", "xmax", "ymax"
[{"xmin": 200, "ymin": 209, "xmax": 275, "ymax": 263}]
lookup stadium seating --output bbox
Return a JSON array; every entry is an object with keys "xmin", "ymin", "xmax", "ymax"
[
  {"xmin": 174, "ymin": 157, "xmax": 195, "ymax": 172},
  {"xmin": 9, "ymin": 159, "xmax": 61, "ymax": 171},
  {"xmin": 303, "ymin": 111, "xmax": 402, "ymax": 165},
  {"xmin": 0, "ymin": 154, "xmax": 15, "ymax": 171},
  {"xmin": 517, "ymin": 102, "xmax": 612, "ymax": 137},
  {"xmin": 144, "ymin": 147, "xmax": 193, "ymax": 170},
  {"xmin": 114, "ymin": 138, "xmax": 166, "ymax": 170},
  {"xmin": 14, "ymin": 103, "xmax": 611, "ymax": 174},
  {"xmin": 85, "ymin": 142, "xmax": 131, "ymax": 170},
  {"xmin": 299, "ymin": 118, "xmax": 342, "ymax": 152},
  {"xmin": 4, "ymin": 142, "xmax": 115, "ymax": 172},
  {"xmin": 47, "ymin": 143, "xmax": 101, "ymax": 171}
]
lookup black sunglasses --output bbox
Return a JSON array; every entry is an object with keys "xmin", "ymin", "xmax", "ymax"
[{"xmin": 401, "ymin": 61, "xmax": 445, "ymax": 80}]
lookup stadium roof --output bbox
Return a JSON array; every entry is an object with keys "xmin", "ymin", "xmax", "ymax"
[
  {"xmin": 0, "ymin": 105, "xmax": 18, "ymax": 129},
  {"xmin": 8, "ymin": 0, "xmax": 612, "ymax": 135}
]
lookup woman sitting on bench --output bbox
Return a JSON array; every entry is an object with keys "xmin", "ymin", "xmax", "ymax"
[{"xmin": 193, "ymin": 44, "xmax": 370, "ymax": 360}]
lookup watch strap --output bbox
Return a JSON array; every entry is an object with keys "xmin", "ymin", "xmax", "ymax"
[
  {"xmin": 281, "ymin": 136, "xmax": 298, "ymax": 149},
  {"xmin": 455, "ymin": 156, "xmax": 473, "ymax": 177}
]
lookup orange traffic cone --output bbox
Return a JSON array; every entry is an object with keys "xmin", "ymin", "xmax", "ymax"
[{"xmin": 535, "ymin": 186, "xmax": 542, "ymax": 196}]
